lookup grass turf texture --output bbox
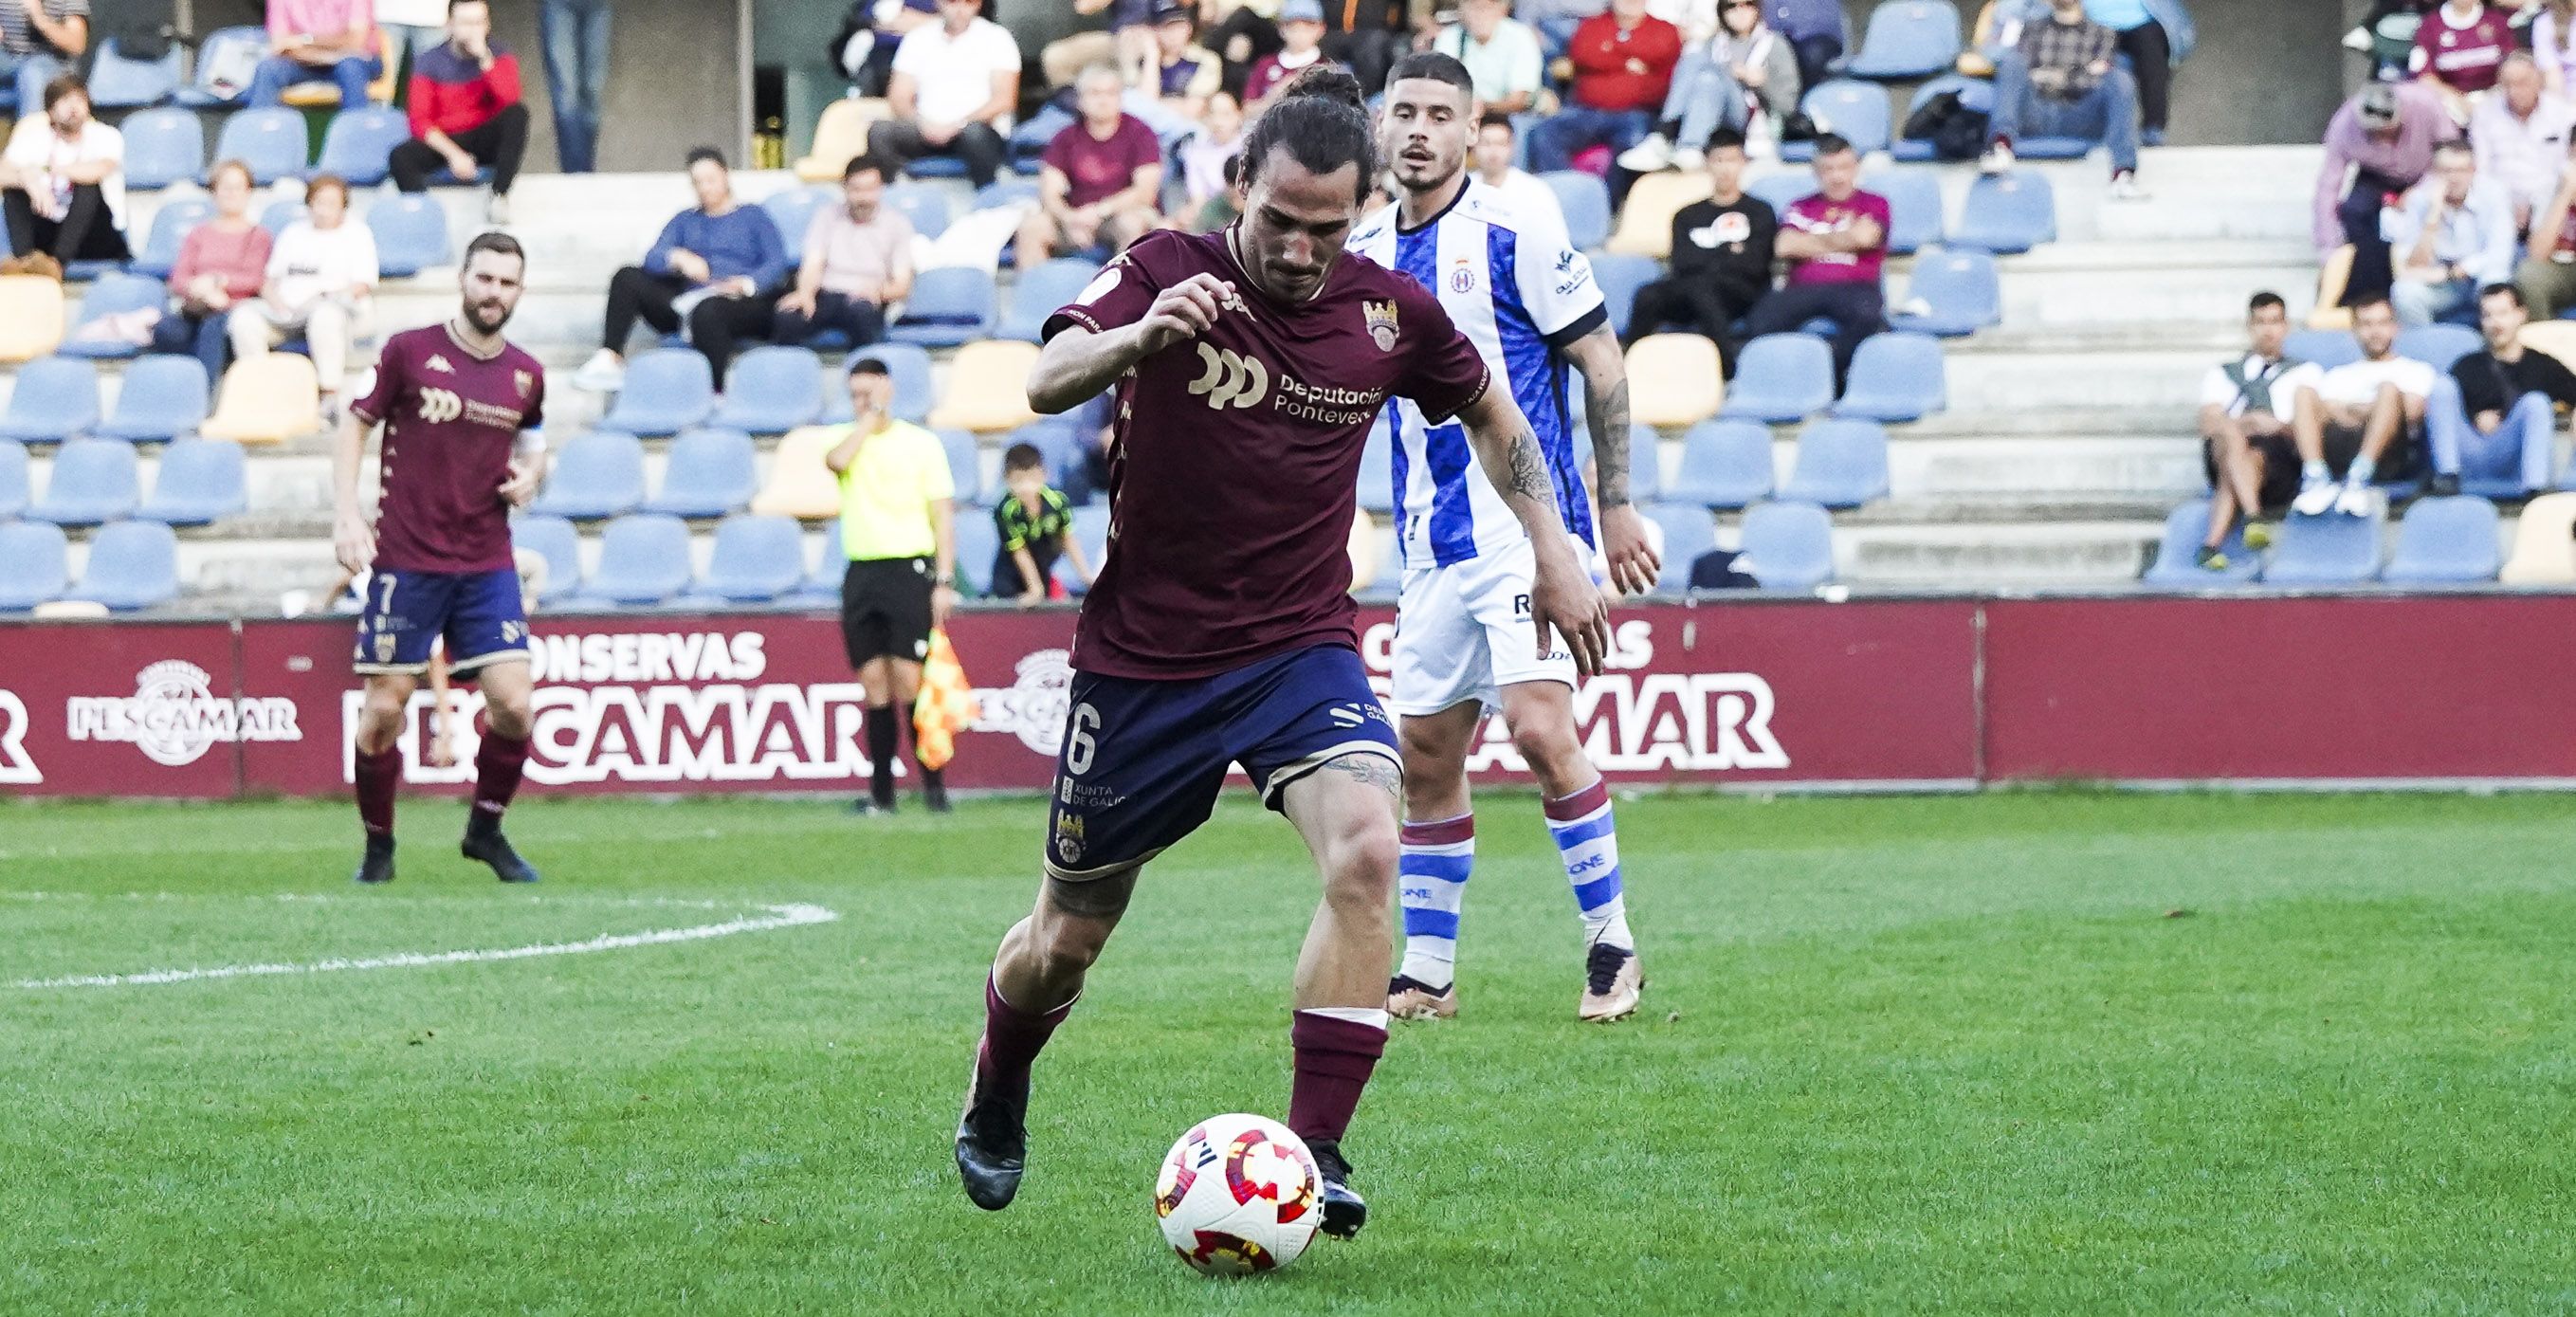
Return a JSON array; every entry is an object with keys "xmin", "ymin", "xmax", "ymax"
[{"xmin": 4, "ymin": 791, "xmax": 2572, "ymax": 1313}]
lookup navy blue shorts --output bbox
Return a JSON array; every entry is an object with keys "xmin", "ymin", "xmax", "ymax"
[
  {"xmin": 352, "ymin": 568, "xmax": 530, "ymax": 677},
  {"xmin": 1044, "ymin": 644, "xmax": 1400, "ymax": 881}
]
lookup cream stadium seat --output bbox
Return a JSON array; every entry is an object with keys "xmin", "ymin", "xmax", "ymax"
[
  {"xmin": 1626, "ymin": 334, "xmax": 1726, "ymax": 427},
  {"xmin": 749, "ymin": 426, "xmax": 845, "ymax": 520},
  {"xmin": 795, "ymin": 98, "xmax": 890, "ymax": 182},
  {"xmin": 927, "ymin": 340, "xmax": 1042, "ymax": 433},
  {"xmin": 200, "ymin": 354, "xmax": 320, "ymax": 444},
  {"xmin": 1606, "ymin": 172, "xmax": 1711, "ymax": 259},
  {"xmin": 2520, "ymin": 320, "xmax": 2576, "ymax": 369},
  {"xmin": 2500, "ymin": 492, "xmax": 2576, "ymax": 584},
  {"xmin": 0, "ymin": 275, "xmax": 64, "ymax": 362}
]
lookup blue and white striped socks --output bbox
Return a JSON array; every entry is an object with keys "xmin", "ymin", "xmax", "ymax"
[
  {"xmin": 1544, "ymin": 779, "xmax": 1633, "ymax": 951},
  {"xmin": 1396, "ymin": 813, "xmax": 1475, "ymax": 990}
]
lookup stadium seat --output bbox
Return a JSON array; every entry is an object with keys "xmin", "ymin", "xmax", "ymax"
[
  {"xmin": 693, "ymin": 514, "xmax": 807, "ymax": 602},
  {"xmin": 760, "ymin": 185, "xmax": 830, "ymax": 251},
  {"xmin": 120, "ymin": 107, "xmax": 206, "ymax": 191},
  {"xmin": 1626, "ymin": 335, "xmax": 1726, "ymax": 426},
  {"xmin": 1000, "ymin": 258, "xmax": 1105, "ymax": 343},
  {"xmin": 0, "ymin": 276, "xmax": 64, "ymax": 362},
  {"xmin": 2381, "ymin": 495, "xmax": 2501, "ymax": 584},
  {"xmin": 1619, "ymin": 423, "xmax": 1664, "ymax": 502},
  {"xmin": 886, "ymin": 182, "xmax": 952, "ymax": 241},
  {"xmin": 1541, "ymin": 171, "xmax": 1613, "ymax": 250},
  {"xmin": 1056, "ymin": 504, "xmax": 1111, "ymax": 595},
  {"xmin": 512, "ymin": 514, "xmax": 584, "ymax": 604},
  {"xmin": 1667, "ymin": 419, "xmax": 1775, "ymax": 508},
  {"xmin": 1834, "ymin": 332, "xmax": 1947, "ymax": 421},
  {"xmin": 98, "ymin": 356, "xmax": 211, "ymax": 443},
  {"xmin": 528, "ymin": 430, "xmax": 648, "ymax": 520},
  {"xmin": 1589, "ymin": 253, "xmax": 1658, "ymax": 338},
  {"xmin": 131, "ymin": 196, "xmax": 214, "ymax": 279},
  {"xmin": 63, "ymin": 521, "xmax": 179, "ymax": 611},
  {"xmin": 1009, "ymin": 420, "xmax": 1091, "ymax": 503},
  {"xmin": 641, "ymin": 428, "xmax": 759, "ymax": 518},
  {"xmin": 2140, "ymin": 500, "xmax": 2258, "ymax": 587},
  {"xmin": 2397, "ymin": 323, "xmax": 2481, "ymax": 372},
  {"xmin": 1780, "ymin": 81, "xmax": 1893, "ymax": 160},
  {"xmin": 61, "ymin": 272, "xmax": 168, "ymax": 360},
  {"xmin": 1889, "ymin": 75, "xmax": 1994, "ymax": 161},
  {"xmin": 1642, "ymin": 503, "xmax": 1718, "ymax": 593},
  {"xmin": 0, "ymin": 357, "xmax": 100, "ymax": 442},
  {"xmin": 2283, "ymin": 328, "xmax": 2363, "ymax": 371},
  {"xmin": 135, "ymin": 438, "xmax": 248, "ymax": 525},
  {"xmin": 1359, "ymin": 429, "xmax": 1396, "ymax": 514},
  {"xmin": 975, "ymin": 179, "xmax": 1041, "ymax": 212},
  {"xmin": 1745, "ymin": 171, "xmax": 1814, "ymax": 216},
  {"xmin": 367, "ymin": 195, "xmax": 452, "ymax": 279},
  {"xmin": 2261, "ymin": 508, "xmax": 2383, "ymax": 585},
  {"xmin": 795, "ymin": 97, "xmax": 888, "ymax": 181},
  {"xmin": 2010, "ymin": 134, "xmax": 2097, "ymax": 161},
  {"xmin": 827, "ymin": 343, "xmax": 936, "ymax": 423},
  {"xmin": 1949, "ymin": 172, "xmax": 2056, "ymax": 254},
  {"xmin": 259, "ymin": 199, "xmax": 308, "ymax": 238},
  {"xmin": 2518, "ymin": 319, "xmax": 2576, "ymax": 367},
  {"xmin": 1842, "ymin": 0, "xmax": 1964, "ymax": 79},
  {"xmin": 926, "ymin": 340, "xmax": 1042, "ymax": 432},
  {"xmin": 576, "ymin": 513, "xmax": 693, "ymax": 606},
  {"xmin": 174, "ymin": 27, "xmax": 268, "ymax": 107},
  {"xmin": 211, "ymin": 108, "xmax": 309, "ymax": 185},
  {"xmin": 1719, "ymin": 334, "xmax": 1836, "ymax": 423},
  {"xmin": 952, "ymin": 508, "xmax": 1001, "ymax": 595},
  {"xmin": 903, "ymin": 152, "xmax": 968, "ymax": 180},
  {"xmin": 201, "ymin": 354, "xmax": 320, "ymax": 444},
  {"xmin": 1887, "ymin": 247, "xmax": 2000, "ymax": 337},
  {"xmin": 316, "ymin": 105, "xmax": 410, "ymax": 187},
  {"xmin": 599, "ymin": 349, "xmax": 716, "ymax": 436},
  {"xmin": 1370, "ymin": 523, "xmax": 1406, "ymax": 595},
  {"xmin": 2500, "ymin": 491, "xmax": 2576, "ymax": 583},
  {"xmin": 749, "ymin": 426, "xmax": 844, "ymax": 519},
  {"xmin": 1737, "ymin": 500, "xmax": 1836, "ymax": 591},
  {"xmin": 888, "ymin": 267, "xmax": 998, "ymax": 347},
  {"xmin": 88, "ymin": 35, "xmax": 186, "ymax": 108},
  {"xmin": 941, "ymin": 427, "xmax": 985, "ymax": 505},
  {"xmin": 1779, "ymin": 418, "xmax": 1891, "ymax": 507},
  {"xmin": 29, "ymin": 439, "xmax": 140, "ymax": 524},
  {"xmin": 0, "ymin": 438, "xmax": 25, "ymax": 515},
  {"xmin": 707, "ymin": 345, "xmax": 825, "ymax": 433},
  {"xmin": 0, "ymin": 519, "xmax": 66, "ymax": 610},
  {"xmin": 1865, "ymin": 168, "xmax": 1945, "ymax": 254},
  {"xmin": 1605, "ymin": 172, "xmax": 1710, "ymax": 258}
]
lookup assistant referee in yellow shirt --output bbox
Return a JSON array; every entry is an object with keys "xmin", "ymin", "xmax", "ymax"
[{"xmin": 826, "ymin": 357, "xmax": 959, "ymax": 814}]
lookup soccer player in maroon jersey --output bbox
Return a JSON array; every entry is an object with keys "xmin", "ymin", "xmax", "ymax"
[
  {"xmin": 332, "ymin": 232, "xmax": 551, "ymax": 887},
  {"xmin": 955, "ymin": 67, "xmax": 1609, "ymax": 1238}
]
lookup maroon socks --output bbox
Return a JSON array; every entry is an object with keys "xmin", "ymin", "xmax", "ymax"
[
  {"xmin": 1288, "ymin": 1010, "xmax": 1388, "ymax": 1148},
  {"xmin": 978, "ymin": 976, "xmax": 1076, "ymax": 1097},
  {"xmin": 354, "ymin": 745, "xmax": 399, "ymax": 835},
  {"xmin": 472, "ymin": 730, "xmax": 530, "ymax": 820}
]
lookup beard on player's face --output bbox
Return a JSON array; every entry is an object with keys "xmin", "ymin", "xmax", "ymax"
[{"xmin": 1237, "ymin": 156, "xmax": 1361, "ymax": 302}]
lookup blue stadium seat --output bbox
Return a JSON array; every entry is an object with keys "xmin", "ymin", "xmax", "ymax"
[
  {"xmin": 211, "ymin": 108, "xmax": 309, "ymax": 186},
  {"xmin": 1889, "ymin": 75, "xmax": 1993, "ymax": 162},
  {"xmin": 1842, "ymin": 0, "xmax": 1964, "ymax": 80},
  {"xmin": 1541, "ymin": 171, "xmax": 1613, "ymax": 250},
  {"xmin": 831, "ymin": 343, "xmax": 936, "ymax": 423},
  {"xmin": 1589, "ymin": 253, "xmax": 1658, "ymax": 338},
  {"xmin": 1950, "ymin": 172, "xmax": 2056, "ymax": 254},
  {"xmin": 1668, "ymin": 419, "xmax": 1774, "ymax": 508},
  {"xmin": 174, "ymin": 27, "xmax": 269, "ymax": 108},
  {"xmin": 1888, "ymin": 247, "xmax": 2000, "ymax": 337},
  {"xmin": 1621, "ymin": 423, "xmax": 1664, "ymax": 502},
  {"xmin": 88, "ymin": 36, "xmax": 186, "ymax": 108},
  {"xmin": 1738, "ymin": 500, "xmax": 1836, "ymax": 591},
  {"xmin": 120, "ymin": 108, "xmax": 206, "ymax": 191},
  {"xmin": 135, "ymin": 438, "xmax": 247, "ymax": 525},
  {"xmin": 941, "ymin": 427, "xmax": 986, "ymax": 505},
  {"xmin": 2011, "ymin": 135, "xmax": 2097, "ymax": 161},
  {"xmin": 1720, "ymin": 334, "xmax": 1836, "ymax": 423},
  {"xmin": 974, "ymin": 179, "xmax": 1040, "ymax": 211},
  {"xmin": 62, "ymin": 273, "xmax": 168, "ymax": 360},
  {"xmin": 2261, "ymin": 508, "xmax": 2383, "ymax": 585},
  {"xmin": 693, "ymin": 514, "xmax": 807, "ymax": 602},
  {"xmin": 708, "ymin": 345, "xmax": 825, "ymax": 433},
  {"xmin": 528, "ymin": 430, "xmax": 648, "ymax": 519},
  {"xmin": 28, "ymin": 439, "xmax": 137, "ymax": 524},
  {"xmin": 643, "ymin": 427, "xmax": 758, "ymax": 518},
  {"xmin": 904, "ymin": 154, "xmax": 970, "ymax": 180},
  {"xmin": 1834, "ymin": 331, "xmax": 1947, "ymax": 421},
  {"xmin": 0, "ymin": 439, "xmax": 25, "ymax": 515},
  {"xmin": 2397, "ymin": 323, "xmax": 2481, "ymax": 372},
  {"xmin": 788, "ymin": 518, "xmax": 843, "ymax": 605},
  {"xmin": 1780, "ymin": 81, "xmax": 1893, "ymax": 160},
  {"xmin": 260, "ymin": 199, "xmax": 307, "ymax": 238},
  {"xmin": 132, "ymin": 197, "xmax": 214, "ymax": 279},
  {"xmin": 367, "ymin": 195, "xmax": 452, "ymax": 278},
  {"xmin": 1779, "ymin": 418, "xmax": 1891, "ymax": 507},
  {"xmin": 66, "ymin": 521, "xmax": 180, "ymax": 610},
  {"xmin": 886, "ymin": 182, "xmax": 951, "ymax": 240},
  {"xmin": 953, "ymin": 508, "xmax": 1001, "ymax": 595},
  {"xmin": 316, "ymin": 105, "xmax": 410, "ymax": 188},
  {"xmin": 512, "ymin": 514, "xmax": 584, "ymax": 604},
  {"xmin": 1000, "ymin": 257, "xmax": 1105, "ymax": 343},
  {"xmin": 1370, "ymin": 525, "xmax": 1405, "ymax": 595},
  {"xmin": 2381, "ymin": 495, "xmax": 2501, "ymax": 584},
  {"xmin": 599, "ymin": 350, "xmax": 717, "ymax": 436},
  {"xmin": 887, "ymin": 267, "xmax": 998, "ymax": 347},
  {"xmin": 577, "ymin": 513, "xmax": 694, "ymax": 605},
  {"xmin": 0, "ymin": 357, "xmax": 100, "ymax": 442},
  {"xmin": 0, "ymin": 519, "xmax": 65, "ymax": 609},
  {"xmin": 1745, "ymin": 172, "xmax": 1814, "ymax": 216},
  {"xmin": 2140, "ymin": 500, "xmax": 2258, "ymax": 587},
  {"xmin": 1865, "ymin": 168, "xmax": 1945, "ymax": 254},
  {"xmin": 98, "ymin": 356, "xmax": 211, "ymax": 443},
  {"xmin": 1056, "ymin": 504, "xmax": 1111, "ymax": 595},
  {"xmin": 1642, "ymin": 503, "xmax": 1718, "ymax": 594},
  {"xmin": 2283, "ymin": 328, "xmax": 2363, "ymax": 371},
  {"xmin": 1359, "ymin": 429, "xmax": 1396, "ymax": 514},
  {"xmin": 760, "ymin": 185, "xmax": 830, "ymax": 250}
]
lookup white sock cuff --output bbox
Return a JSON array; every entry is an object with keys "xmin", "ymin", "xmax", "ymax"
[{"xmin": 1299, "ymin": 1006, "xmax": 1391, "ymax": 1032}]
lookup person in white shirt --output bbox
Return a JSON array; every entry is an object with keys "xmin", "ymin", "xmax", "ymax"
[
  {"xmin": 1621, "ymin": 0, "xmax": 1801, "ymax": 171},
  {"xmin": 0, "ymin": 74, "xmax": 125, "ymax": 276},
  {"xmin": 2193, "ymin": 291, "xmax": 2321, "ymax": 568},
  {"xmin": 1431, "ymin": 0, "xmax": 1544, "ymax": 114},
  {"xmin": 1469, "ymin": 113, "xmax": 1564, "ymax": 228},
  {"xmin": 865, "ymin": 0, "xmax": 1021, "ymax": 188},
  {"xmin": 2384, "ymin": 139, "xmax": 2517, "ymax": 326},
  {"xmin": 2470, "ymin": 54, "xmax": 2575, "ymax": 233},
  {"xmin": 229, "ymin": 173, "xmax": 380, "ymax": 423},
  {"xmin": 2290, "ymin": 294, "xmax": 2434, "ymax": 517}
]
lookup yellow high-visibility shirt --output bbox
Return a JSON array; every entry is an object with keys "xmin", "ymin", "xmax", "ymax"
[{"xmin": 834, "ymin": 419, "xmax": 955, "ymax": 561}]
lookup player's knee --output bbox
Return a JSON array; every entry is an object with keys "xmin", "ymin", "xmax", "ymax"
[
  {"xmin": 356, "ymin": 688, "xmax": 408, "ymax": 745},
  {"xmin": 1320, "ymin": 814, "xmax": 1400, "ymax": 908},
  {"xmin": 484, "ymin": 695, "xmax": 534, "ymax": 741}
]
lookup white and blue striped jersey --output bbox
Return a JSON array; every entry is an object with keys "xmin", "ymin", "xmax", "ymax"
[{"xmin": 1349, "ymin": 180, "xmax": 1609, "ymax": 571}]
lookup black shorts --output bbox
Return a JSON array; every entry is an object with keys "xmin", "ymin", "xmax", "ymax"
[
  {"xmin": 2205, "ymin": 432, "xmax": 2304, "ymax": 509},
  {"xmin": 840, "ymin": 557, "xmax": 935, "ymax": 667}
]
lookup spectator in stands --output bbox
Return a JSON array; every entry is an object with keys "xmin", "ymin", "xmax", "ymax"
[
  {"xmin": 1763, "ymin": 0, "xmax": 1839, "ymax": 94},
  {"xmin": 2316, "ymin": 81, "xmax": 2456, "ymax": 311},
  {"xmin": 1175, "ymin": 89, "xmax": 1246, "ymax": 227},
  {"xmin": 1742, "ymin": 133, "xmax": 1883, "ymax": 380},
  {"xmin": 2384, "ymin": 139, "xmax": 2514, "ymax": 327},
  {"xmin": 774, "ymin": 155, "xmax": 914, "ymax": 351},
  {"xmin": 1432, "ymin": 0, "xmax": 1544, "ymax": 115},
  {"xmin": 574, "ymin": 147, "xmax": 790, "ymax": 392},
  {"xmin": 1526, "ymin": 0, "xmax": 1680, "ymax": 174},
  {"xmin": 2516, "ymin": 139, "xmax": 2576, "ymax": 318},
  {"xmin": 867, "ymin": 0, "xmax": 1021, "ymax": 189},
  {"xmin": 1318, "ymin": 0, "xmax": 1409, "ymax": 94},
  {"xmin": 2290, "ymin": 295, "xmax": 2431, "ymax": 517},
  {"xmin": 1620, "ymin": 0, "xmax": 1800, "ymax": 173},
  {"xmin": 0, "ymin": 2, "xmax": 84, "ymax": 118},
  {"xmin": 247, "ymin": 0, "xmax": 381, "ymax": 109},
  {"xmin": 1469, "ymin": 112, "xmax": 1562, "ymax": 222},
  {"xmin": 1019, "ymin": 64, "xmax": 1166, "ymax": 270},
  {"xmin": 540, "ymin": 0, "xmax": 612, "ymax": 172},
  {"xmin": 0, "ymin": 74, "xmax": 124, "ymax": 278},
  {"xmin": 373, "ymin": 0, "xmax": 449, "ymax": 70},
  {"xmin": 2193, "ymin": 291, "xmax": 2318, "ymax": 569},
  {"xmin": 1153, "ymin": 1, "xmax": 1223, "ymax": 119},
  {"xmin": 229, "ymin": 174, "xmax": 378, "ymax": 424},
  {"xmin": 1247, "ymin": 0, "xmax": 1335, "ymax": 106},
  {"xmin": 835, "ymin": 0, "xmax": 936, "ymax": 98},
  {"xmin": 150, "ymin": 159, "xmax": 269, "ymax": 384},
  {"xmin": 2535, "ymin": 0, "xmax": 2576, "ymax": 98},
  {"xmin": 1623, "ymin": 127, "xmax": 1774, "ymax": 371},
  {"xmin": 2084, "ymin": 0, "xmax": 2181, "ymax": 148},
  {"xmin": 1074, "ymin": 0, "xmax": 1164, "ymax": 89},
  {"xmin": 390, "ymin": 0, "xmax": 527, "ymax": 226},
  {"xmin": 2428, "ymin": 283, "xmax": 2576, "ymax": 495},
  {"xmin": 992, "ymin": 442, "xmax": 1095, "ymax": 603},
  {"xmin": 2412, "ymin": 0, "xmax": 2514, "ymax": 125},
  {"xmin": 2469, "ymin": 54, "xmax": 2572, "ymax": 234},
  {"xmin": 1202, "ymin": 0, "xmax": 1286, "ymax": 100},
  {"xmin": 1980, "ymin": 0, "xmax": 2146, "ymax": 199}
]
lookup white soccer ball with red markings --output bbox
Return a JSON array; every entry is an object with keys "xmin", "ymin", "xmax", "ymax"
[{"xmin": 1153, "ymin": 1113, "xmax": 1323, "ymax": 1276}]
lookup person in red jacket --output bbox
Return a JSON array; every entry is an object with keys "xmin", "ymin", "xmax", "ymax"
[
  {"xmin": 388, "ymin": 0, "xmax": 528, "ymax": 223},
  {"xmin": 1526, "ymin": 0, "xmax": 1681, "ymax": 174}
]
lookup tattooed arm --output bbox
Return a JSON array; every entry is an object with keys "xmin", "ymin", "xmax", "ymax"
[
  {"xmin": 1455, "ymin": 386, "xmax": 1612, "ymax": 677},
  {"xmin": 1562, "ymin": 324, "xmax": 1661, "ymax": 597}
]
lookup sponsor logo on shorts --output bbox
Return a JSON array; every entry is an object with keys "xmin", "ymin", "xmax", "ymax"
[
  {"xmin": 1189, "ymin": 344, "xmax": 1270, "ymax": 411},
  {"xmin": 65, "ymin": 661, "xmax": 302, "ymax": 767}
]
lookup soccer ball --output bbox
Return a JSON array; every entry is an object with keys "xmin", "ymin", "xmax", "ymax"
[{"xmin": 1153, "ymin": 1113, "xmax": 1323, "ymax": 1276}]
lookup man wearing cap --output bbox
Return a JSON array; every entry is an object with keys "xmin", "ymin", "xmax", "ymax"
[
  {"xmin": 2316, "ymin": 79, "xmax": 2460, "ymax": 309},
  {"xmin": 1152, "ymin": 1, "xmax": 1222, "ymax": 119},
  {"xmin": 1246, "ymin": 0, "xmax": 1337, "ymax": 106}
]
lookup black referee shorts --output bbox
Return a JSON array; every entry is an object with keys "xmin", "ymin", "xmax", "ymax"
[{"xmin": 840, "ymin": 556, "xmax": 936, "ymax": 667}]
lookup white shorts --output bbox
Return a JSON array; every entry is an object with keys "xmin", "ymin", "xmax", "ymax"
[{"xmin": 1390, "ymin": 536, "xmax": 1577, "ymax": 717}]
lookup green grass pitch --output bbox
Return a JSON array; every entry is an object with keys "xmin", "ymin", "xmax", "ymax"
[{"xmin": 4, "ymin": 790, "xmax": 2572, "ymax": 1313}]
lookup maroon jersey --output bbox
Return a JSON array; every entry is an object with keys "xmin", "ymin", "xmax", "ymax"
[
  {"xmin": 353, "ymin": 322, "xmax": 547, "ymax": 574},
  {"xmin": 1047, "ymin": 228, "xmax": 1490, "ymax": 679}
]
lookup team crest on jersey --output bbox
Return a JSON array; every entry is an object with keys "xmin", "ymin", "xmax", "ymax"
[
  {"xmin": 425, "ymin": 354, "xmax": 456, "ymax": 375},
  {"xmin": 1362, "ymin": 299, "xmax": 1399, "ymax": 352},
  {"xmin": 514, "ymin": 370, "xmax": 534, "ymax": 396},
  {"xmin": 1448, "ymin": 263, "xmax": 1475, "ymax": 294}
]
